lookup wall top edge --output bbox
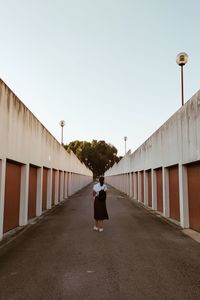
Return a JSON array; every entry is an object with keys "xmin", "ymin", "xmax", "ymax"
[
  {"xmin": 0, "ymin": 79, "xmax": 91, "ymax": 174},
  {"xmin": 0, "ymin": 78, "xmax": 62, "ymax": 148},
  {"xmin": 106, "ymin": 88, "xmax": 200, "ymax": 175},
  {"xmin": 130, "ymin": 89, "xmax": 200, "ymax": 158}
]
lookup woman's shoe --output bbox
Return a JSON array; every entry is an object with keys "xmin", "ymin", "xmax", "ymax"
[
  {"xmin": 99, "ymin": 228, "xmax": 103, "ymax": 232},
  {"xmin": 93, "ymin": 226, "xmax": 98, "ymax": 231}
]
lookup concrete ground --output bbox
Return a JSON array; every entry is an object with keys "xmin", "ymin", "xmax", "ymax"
[{"xmin": 1, "ymin": 183, "xmax": 200, "ymax": 300}]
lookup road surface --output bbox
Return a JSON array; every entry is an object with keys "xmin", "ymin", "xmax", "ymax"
[{"xmin": 0, "ymin": 183, "xmax": 200, "ymax": 299}]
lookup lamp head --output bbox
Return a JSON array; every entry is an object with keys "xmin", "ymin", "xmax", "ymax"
[
  {"xmin": 176, "ymin": 52, "xmax": 189, "ymax": 66},
  {"xmin": 59, "ymin": 120, "xmax": 65, "ymax": 127}
]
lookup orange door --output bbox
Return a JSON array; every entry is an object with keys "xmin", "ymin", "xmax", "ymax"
[
  {"xmin": 169, "ymin": 165, "xmax": 180, "ymax": 221},
  {"xmin": 147, "ymin": 170, "xmax": 152, "ymax": 207},
  {"xmin": 28, "ymin": 166, "xmax": 37, "ymax": 219},
  {"xmin": 58, "ymin": 171, "xmax": 62, "ymax": 202},
  {"xmin": 3, "ymin": 161, "xmax": 21, "ymax": 233},
  {"xmin": 42, "ymin": 168, "xmax": 48, "ymax": 211},
  {"xmin": 131, "ymin": 173, "xmax": 134, "ymax": 197},
  {"xmin": 135, "ymin": 172, "xmax": 138, "ymax": 199},
  {"xmin": 187, "ymin": 162, "xmax": 200, "ymax": 232},
  {"xmin": 141, "ymin": 172, "xmax": 144, "ymax": 202},
  {"xmin": 64, "ymin": 172, "xmax": 67, "ymax": 198},
  {"xmin": 156, "ymin": 168, "xmax": 163, "ymax": 213},
  {"xmin": 52, "ymin": 170, "xmax": 56, "ymax": 206},
  {"xmin": 67, "ymin": 172, "xmax": 70, "ymax": 196}
]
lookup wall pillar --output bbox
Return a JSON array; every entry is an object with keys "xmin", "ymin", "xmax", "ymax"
[
  {"xmin": 19, "ymin": 164, "xmax": 29, "ymax": 226},
  {"xmin": 36, "ymin": 167, "xmax": 43, "ymax": 217},
  {"xmin": 152, "ymin": 169, "xmax": 157, "ymax": 210},
  {"xmin": 163, "ymin": 167, "xmax": 169, "ymax": 218},
  {"xmin": 179, "ymin": 164, "xmax": 189, "ymax": 228},
  {"xmin": 47, "ymin": 169, "xmax": 52, "ymax": 209},
  {"xmin": 0, "ymin": 159, "xmax": 6, "ymax": 240}
]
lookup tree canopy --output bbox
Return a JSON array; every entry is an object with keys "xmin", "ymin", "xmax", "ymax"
[{"xmin": 64, "ymin": 140, "xmax": 122, "ymax": 178}]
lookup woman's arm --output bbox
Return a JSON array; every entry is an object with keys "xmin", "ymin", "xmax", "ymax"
[{"xmin": 93, "ymin": 190, "xmax": 97, "ymax": 200}]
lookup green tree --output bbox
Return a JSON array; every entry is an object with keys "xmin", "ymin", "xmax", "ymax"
[{"xmin": 64, "ymin": 140, "xmax": 121, "ymax": 178}]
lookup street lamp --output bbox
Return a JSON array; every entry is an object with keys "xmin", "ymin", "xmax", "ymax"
[
  {"xmin": 124, "ymin": 136, "xmax": 127, "ymax": 155},
  {"xmin": 176, "ymin": 52, "xmax": 189, "ymax": 106},
  {"xmin": 59, "ymin": 120, "xmax": 65, "ymax": 145}
]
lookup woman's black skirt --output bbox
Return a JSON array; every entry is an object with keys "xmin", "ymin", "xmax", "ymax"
[{"xmin": 94, "ymin": 196, "xmax": 109, "ymax": 220}]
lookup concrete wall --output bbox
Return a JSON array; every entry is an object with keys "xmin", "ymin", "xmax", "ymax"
[
  {"xmin": 105, "ymin": 90, "xmax": 200, "ymax": 232},
  {"xmin": 0, "ymin": 79, "xmax": 93, "ymax": 240}
]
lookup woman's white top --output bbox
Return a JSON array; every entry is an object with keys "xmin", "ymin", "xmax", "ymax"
[{"xmin": 93, "ymin": 183, "xmax": 107, "ymax": 195}]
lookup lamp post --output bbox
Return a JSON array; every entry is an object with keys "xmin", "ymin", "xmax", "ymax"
[
  {"xmin": 59, "ymin": 120, "xmax": 65, "ymax": 145},
  {"xmin": 176, "ymin": 52, "xmax": 189, "ymax": 106},
  {"xmin": 124, "ymin": 136, "xmax": 127, "ymax": 155}
]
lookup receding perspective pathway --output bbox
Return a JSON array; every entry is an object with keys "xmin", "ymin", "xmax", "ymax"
[{"xmin": 1, "ymin": 183, "xmax": 200, "ymax": 300}]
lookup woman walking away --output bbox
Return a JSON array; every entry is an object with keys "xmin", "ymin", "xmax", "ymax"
[{"xmin": 93, "ymin": 176, "xmax": 109, "ymax": 232}]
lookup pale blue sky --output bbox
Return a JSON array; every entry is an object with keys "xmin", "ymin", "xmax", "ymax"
[{"xmin": 0, "ymin": 0, "xmax": 199, "ymax": 156}]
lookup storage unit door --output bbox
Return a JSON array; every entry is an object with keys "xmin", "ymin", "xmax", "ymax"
[
  {"xmin": 187, "ymin": 162, "xmax": 200, "ymax": 232},
  {"xmin": 127, "ymin": 174, "xmax": 130, "ymax": 195},
  {"xmin": 135, "ymin": 172, "xmax": 138, "ymax": 199},
  {"xmin": 67, "ymin": 172, "xmax": 70, "ymax": 196},
  {"xmin": 169, "ymin": 165, "xmax": 180, "ymax": 221},
  {"xmin": 64, "ymin": 172, "xmax": 68, "ymax": 198},
  {"xmin": 61, "ymin": 171, "xmax": 65, "ymax": 200},
  {"xmin": 147, "ymin": 171, "xmax": 152, "ymax": 207},
  {"xmin": 42, "ymin": 168, "xmax": 48, "ymax": 211},
  {"xmin": 58, "ymin": 171, "xmax": 61, "ymax": 202},
  {"xmin": 156, "ymin": 168, "xmax": 163, "ymax": 213},
  {"xmin": 28, "ymin": 166, "xmax": 37, "ymax": 219},
  {"xmin": 52, "ymin": 170, "xmax": 56, "ymax": 206},
  {"xmin": 3, "ymin": 161, "xmax": 21, "ymax": 233},
  {"xmin": 131, "ymin": 173, "xmax": 134, "ymax": 197},
  {"xmin": 141, "ymin": 172, "xmax": 144, "ymax": 203}
]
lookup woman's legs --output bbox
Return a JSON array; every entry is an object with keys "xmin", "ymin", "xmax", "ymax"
[
  {"xmin": 95, "ymin": 220, "xmax": 103, "ymax": 228},
  {"xmin": 94, "ymin": 220, "xmax": 104, "ymax": 231},
  {"xmin": 98, "ymin": 220, "xmax": 103, "ymax": 229}
]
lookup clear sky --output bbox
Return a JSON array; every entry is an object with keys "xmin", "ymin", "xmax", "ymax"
[{"xmin": 0, "ymin": 0, "xmax": 200, "ymax": 156}]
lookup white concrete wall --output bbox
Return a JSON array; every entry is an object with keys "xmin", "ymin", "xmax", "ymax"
[
  {"xmin": 105, "ymin": 89, "xmax": 200, "ymax": 230},
  {"xmin": 0, "ymin": 80, "xmax": 92, "ymax": 176},
  {"xmin": 0, "ymin": 79, "xmax": 93, "ymax": 240}
]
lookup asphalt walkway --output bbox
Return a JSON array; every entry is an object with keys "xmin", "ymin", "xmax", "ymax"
[{"xmin": 1, "ymin": 183, "xmax": 200, "ymax": 300}]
